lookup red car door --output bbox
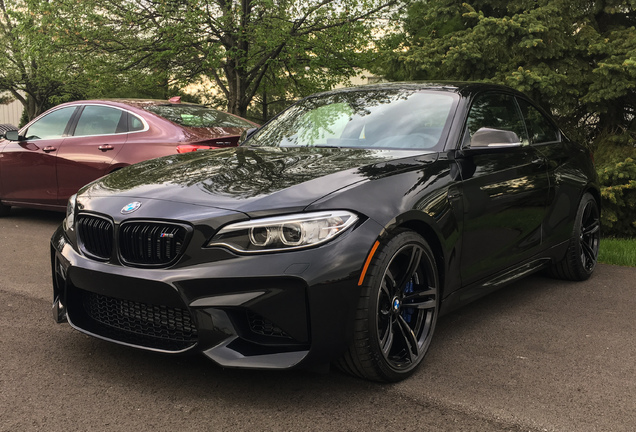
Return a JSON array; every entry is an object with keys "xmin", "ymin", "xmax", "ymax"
[
  {"xmin": 0, "ymin": 106, "xmax": 78, "ymax": 207},
  {"xmin": 56, "ymin": 105, "xmax": 128, "ymax": 204}
]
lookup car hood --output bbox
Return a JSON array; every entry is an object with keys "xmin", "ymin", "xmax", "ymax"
[{"xmin": 80, "ymin": 146, "xmax": 436, "ymax": 216}]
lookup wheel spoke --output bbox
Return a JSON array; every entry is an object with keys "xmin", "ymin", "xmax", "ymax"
[
  {"xmin": 395, "ymin": 246, "xmax": 422, "ymax": 293},
  {"xmin": 410, "ymin": 299, "xmax": 436, "ymax": 310},
  {"xmin": 581, "ymin": 240, "xmax": 597, "ymax": 267},
  {"xmin": 380, "ymin": 280, "xmax": 392, "ymax": 301},
  {"xmin": 384, "ymin": 269, "xmax": 397, "ymax": 293},
  {"xmin": 380, "ymin": 317, "xmax": 395, "ymax": 355},
  {"xmin": 582, "ymin": 202, "xmax": 594, "ymax": 226},
  {"xmin": 396, "ymin": 315, "xmax": 419, "ymax": 363},
  {"xmin": 403, "ymin": 287, "xmax": 436, "ymax": 298},
  {"xmin": 582, "ymin": 220, "xmax": 600, "ymax": 237},
  {"xmin": 403, "ymin": 289, "xmax": 436, "ymax": 310}
]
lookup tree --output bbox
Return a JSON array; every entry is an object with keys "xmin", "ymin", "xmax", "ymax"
[
  {"xmin": 55, "ymin": 0, "xmax": 401, "ymax": 119},
  {"xmin": 0, "ymin": 0, "xmax": 83, "ymax": 121},
  {"xmin": 375, "ymin": 0, "xmax": 635, "ymax": 144},
  {"xmin": 375, "ymin": 0, "xmax": 636, "ymax": 235}
]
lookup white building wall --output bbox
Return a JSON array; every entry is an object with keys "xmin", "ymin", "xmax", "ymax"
[
  {"xmin": 335, "ymin": 71, "xmax": 382, "ymax": 89},
  {"xmin": 0, "ymin": 94, "xmax": 24, "ymax": 127}
]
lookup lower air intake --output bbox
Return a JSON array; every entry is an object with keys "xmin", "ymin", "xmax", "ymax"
[{"xmin": 80, "ymin": 290, "xmax": 198, "ymax": 352}]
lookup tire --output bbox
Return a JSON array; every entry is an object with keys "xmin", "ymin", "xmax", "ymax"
[
  {"xmin": 0, "ymin": 202, "xmax": 10, "ymax": 217},
  {"xmin": 550, "ymin": 193, "xmax": 600, "ymax": 281},
  {"xmin": 337, "ymin": 230, "xmax": 439, "ymax": 382}
]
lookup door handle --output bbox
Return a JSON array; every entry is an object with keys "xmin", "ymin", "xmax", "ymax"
[
  {"xmin": 42, "ymin": 146, "xmax": 57, "ymax": 153},
  {"xmin": 98, "ymin": 145, "xmax": 114, "ymax": 151}
]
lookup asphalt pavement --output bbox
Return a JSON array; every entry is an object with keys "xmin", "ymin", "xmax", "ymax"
[{"xmin": 1, "ymin": 208, "xmax": 634, "ymax": 431}]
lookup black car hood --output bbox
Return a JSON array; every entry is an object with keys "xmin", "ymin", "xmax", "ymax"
[{"xmin": 82, "ymin": 146, "xmax": 435, "ymax": 215}]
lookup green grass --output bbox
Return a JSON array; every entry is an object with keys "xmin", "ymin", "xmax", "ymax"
[{"xmin": 598, "ymin": 237, "xmax": 636, "ymax": 267}]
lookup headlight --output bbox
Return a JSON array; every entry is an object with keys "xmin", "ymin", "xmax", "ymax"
[
  {"xmin": 207, "ymin": 211, "xmax": 358, "ymax": 253},
  {"xmin": 65, "ymin": 194, "xmax": 77, "ymax": 231}
]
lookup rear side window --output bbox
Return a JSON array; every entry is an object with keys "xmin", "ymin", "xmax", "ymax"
[
  {"xmin": 24, "ymin": 107, "xmax": 76, "ymax": 140},
  {"xmin": 128, "ymin": 113, "xmax": 145, "ymax": 132},
  {"xmin": 74, "ymin": 106, "xmax": 126, "ymax": 136},
  {"xmin": 517, "ymin": 99, "xmax": 560, "ymax": 144}
]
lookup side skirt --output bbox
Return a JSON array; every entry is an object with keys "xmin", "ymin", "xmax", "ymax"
[{"xmin": 439, "ymin": 258, "xmax": 551, "ymax": 317}]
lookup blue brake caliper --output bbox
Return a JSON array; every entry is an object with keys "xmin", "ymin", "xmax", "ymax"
[{"xmin": 402, "ymin": 280, "xmax": 415, "ymax": 323}]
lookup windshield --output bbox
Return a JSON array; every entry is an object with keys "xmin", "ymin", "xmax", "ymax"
[
  {"xmin": 145, "ymin": 104, "xmax": 253, "ymax": 128},
  {"xmin": 246, "ymin": 89, "xmax": 458, "ymax": 150}
]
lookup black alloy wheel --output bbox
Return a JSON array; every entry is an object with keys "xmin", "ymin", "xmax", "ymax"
[
  {"xmin": 579, "ymin": 197, "xmax": 601, "ymax": 272},
  {"xmin": 337, "ymin": 230, "xmax": 439, "ymax": 382},
  {"xmin": 551, "ymin": 193, "xmax": 600, "ymax": 281}
]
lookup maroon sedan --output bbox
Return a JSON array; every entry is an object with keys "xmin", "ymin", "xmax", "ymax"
[{"xmin": 0, "ymin": 98, "xmax": 257, "ymax": 215}]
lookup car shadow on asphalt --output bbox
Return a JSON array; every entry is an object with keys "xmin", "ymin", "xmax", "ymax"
[
  {"xmin": 3, "ymin": 206, "xmax": 65, "ymax": 223},
  {"xmin": 52, "ymin": 272, "xmax": 566, "ymax": 394}
]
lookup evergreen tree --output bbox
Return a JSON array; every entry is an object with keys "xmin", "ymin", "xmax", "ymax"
[{"xmin": 376, "ymin": 0, "xmax": 635, "ymax": 144}]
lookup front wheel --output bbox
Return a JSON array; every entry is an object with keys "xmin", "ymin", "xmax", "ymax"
[
  {"xmin": 337, "ymin": 230, "xmax": 439, "ymax": 382},
  {"xmin": 550, "ymin": 193, "xmax": 600, "ymax": 281}
]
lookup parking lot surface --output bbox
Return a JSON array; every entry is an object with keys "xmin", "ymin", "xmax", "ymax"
[{"xmin": 1, "ymin": 208, "xmax": 634, "ymax": 431}]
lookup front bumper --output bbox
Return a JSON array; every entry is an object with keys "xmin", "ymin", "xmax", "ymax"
[{"xmin": 51, "ymin": 216, "xmax": 383, "ymax": 369}]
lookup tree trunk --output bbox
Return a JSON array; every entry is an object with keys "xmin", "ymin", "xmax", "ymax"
[{"xmin": 262, "ymin": 91, "xmax": 268, "ymax": 122}]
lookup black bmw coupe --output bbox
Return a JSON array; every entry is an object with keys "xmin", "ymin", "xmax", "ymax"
[{"xmin": 51, "ymin": 82, "xmax": 600, "ymax": 382}]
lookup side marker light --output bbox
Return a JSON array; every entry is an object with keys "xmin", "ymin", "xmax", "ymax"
[{"xmin": 358, "ymin": 241, "xmax": 380, "ymax": 286}]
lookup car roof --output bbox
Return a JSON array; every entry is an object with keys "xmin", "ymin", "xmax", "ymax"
[
  {"xmin": 56, "ymin": 99, "xmax": 206, "ymax": 110},
  {"xmin": 311, "ymin": 81, "xmax": 528, "ymax": 99}
]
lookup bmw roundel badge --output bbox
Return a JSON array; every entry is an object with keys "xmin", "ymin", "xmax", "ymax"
[{"xmin": 121, "ymin": 201, "xmax": 142, "ymax": 214}]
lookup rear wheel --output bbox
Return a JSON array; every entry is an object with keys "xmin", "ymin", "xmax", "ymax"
[
  {"xmin": 550, "ymin": 193, "xmax": 600, "ymax": 281},
  {"xmin": 337, "ymin": 230, "xmax": 439, "ymax": 382}
]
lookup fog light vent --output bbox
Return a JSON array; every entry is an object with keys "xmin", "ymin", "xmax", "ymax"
[{"xmin": 247, "ymin": 311, "xmax": 292, "ymax": 339}]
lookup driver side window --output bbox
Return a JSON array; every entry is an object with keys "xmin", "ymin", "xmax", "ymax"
[
  {"xmin": 463, "ymin": 93, "xmax": 528, "ymax": 148},
  {"xmin": 24, "ymin": 107, "xmax": 77, "ymax": 140}
]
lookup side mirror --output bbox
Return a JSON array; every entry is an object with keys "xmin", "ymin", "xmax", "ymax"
[
  {"xmin": 239, "ymin": 127, "xmax": 258, "ymax": 144},
  {"xmin": 469, "ymin": 127, "xmax": 521, "ymax": 148},
  {"xmin": 4, "ymin": 130, "xmax": 21, "ymax": 141}
]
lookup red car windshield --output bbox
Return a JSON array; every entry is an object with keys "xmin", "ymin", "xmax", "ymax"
[{"xmin": 145, "ymin": 104, "xmax": 253, "ymax": 129}]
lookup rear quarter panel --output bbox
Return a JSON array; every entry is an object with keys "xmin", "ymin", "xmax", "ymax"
[{"xmin": 535, "ymin": 139, "xmax": 599, "ymax": 249}]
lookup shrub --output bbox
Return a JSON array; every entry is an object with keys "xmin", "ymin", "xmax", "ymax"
[{"xmin": 597, "ymin": 157, "xmax": 636, "ymax": 237}]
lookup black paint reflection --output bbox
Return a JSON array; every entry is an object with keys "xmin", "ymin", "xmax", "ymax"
[{"xmin": 90, "ymin": 147, "xmax": 421, "ymax": 200}]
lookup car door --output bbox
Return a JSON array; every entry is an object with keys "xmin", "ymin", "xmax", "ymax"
[
  {"xmin": 0, "ymin": 106, "xmax": 78, "ymax": 206},
  {"xmin": 455, "ymin": 92, "xmax": 551, "ymax": 285},
  {"xmin": 56, "ymin": 104, "xmax": 128, "ymax": 204},
  {"xmin": 516, "ymin": 97, "xmax": 582, "ymax": 249}
]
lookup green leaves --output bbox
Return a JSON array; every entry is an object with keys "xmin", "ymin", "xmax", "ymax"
[
  {"xmin": 374, "ymin": 0, "xmax": 636, "ymax": 236},
  {"xmin": 0, "ymin": 0, "xmax": 84, "ymax": 121},
  {"xmin": 376, "ymin": 0, "xmax": 635, "ymax": 143},
  {"xmin": 598, "ymin": 158, "xmax": 636, "ymax": 236}
]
